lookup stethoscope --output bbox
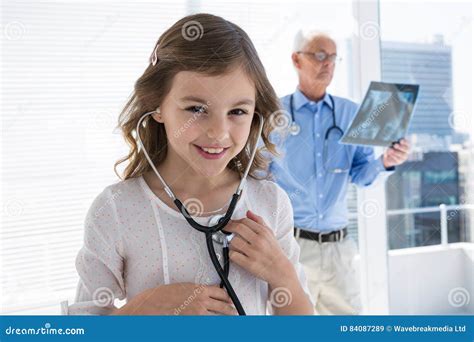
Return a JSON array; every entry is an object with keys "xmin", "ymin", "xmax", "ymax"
[
  {"xmin": 288, "ymin": 93, "xmax": 351, "ymax": 174},
  {"xmin": 136, "ymin": 109, "xmax": 265, "ymax": 316}
]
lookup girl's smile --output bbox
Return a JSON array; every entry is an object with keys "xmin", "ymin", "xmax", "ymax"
[{"xmin": 193, "ymin": 144, "xmax": 231, "ymax": 160}]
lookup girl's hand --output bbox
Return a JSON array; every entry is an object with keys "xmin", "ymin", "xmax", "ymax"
[
  {"xmin": 223, "ymin": 210, "xmax": 294, "ymax": 288},
  {"xmin": 224, "ymin": 210, "xmax": 315, "ymax": 315},
  {"xmin": 112, "ymin": 283, "xmax": 237, "ymax": 315}
]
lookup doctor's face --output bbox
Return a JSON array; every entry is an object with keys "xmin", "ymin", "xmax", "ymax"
[
  {"xmin": 154, "ymin": 66, "xmax": 256, "ymax": 178},
  {"xmin": 294, "ymin": 36, "xmax": 337, "ymax": 90}
]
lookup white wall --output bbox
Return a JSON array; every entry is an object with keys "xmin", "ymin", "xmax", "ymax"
[{"xmin": 388, "ymin": 243, "xmax": 473, "ymax": 315}]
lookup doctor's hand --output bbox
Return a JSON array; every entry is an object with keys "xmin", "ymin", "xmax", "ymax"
[
  {"xmin": 383, "ymin": 138, "xmax": 410, "ymax": 169},
  {"xmin": 223, "ymin": 210, "xmax": 294, "ymax": 288},
  {"xmin": 111, "ymin": 283, "xmax": 237, "ymax": 315}
]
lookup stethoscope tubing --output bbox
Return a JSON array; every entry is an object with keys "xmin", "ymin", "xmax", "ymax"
[
  {"xmin": 288, "ymin": 93, "xmax": 351, "ymax": 173},
  {"xmin": 289, "ymin": 92, "xmax": 339, "ymax": 137}
]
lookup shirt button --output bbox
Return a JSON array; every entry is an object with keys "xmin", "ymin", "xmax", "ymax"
[
  {"xmin": 316, "ymin": 133, "xmax": 320, "ymax": 138},
  {"xmin": 318, "ymin": 173, "xmax": 323, "ymax": 177},
  {"xmin": 319, "ymin": 214, "xmax": 323, "ymax": 219},
  {"xmin": 319, "ymin": 194, "xmax": 323, "ymax": 198},
  {"xmin": 317, "ymin": 153, "xmax": 321, "ymax": 157}
]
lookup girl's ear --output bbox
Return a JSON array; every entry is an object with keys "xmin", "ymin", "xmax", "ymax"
[{"xmin": 151, "ymin": 107, "xmax": 163, "ymax": 123}]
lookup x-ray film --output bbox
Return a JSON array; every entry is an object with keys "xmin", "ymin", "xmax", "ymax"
[{"xmin": 341, "ymin": 82, "xmax": 419, "ymax": 147}]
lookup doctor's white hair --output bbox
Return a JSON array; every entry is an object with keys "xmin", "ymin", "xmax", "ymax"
[{"xmin": 293, "ymin": 29, "xmax": 336, "ymax": 52}]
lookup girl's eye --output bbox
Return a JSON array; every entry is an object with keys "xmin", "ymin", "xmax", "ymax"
[
  {"xmin": 185, "ymin": 105, "xmax": 207, "ymax": 114},
  {"xmin": 229, "ymin": 108, "xmax": 248, "ymax": 116}
]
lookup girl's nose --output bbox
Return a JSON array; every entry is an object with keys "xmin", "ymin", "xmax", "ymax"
[{"xmin": 206, "ymin": 115, "xmax": 229, "ymax": 141}]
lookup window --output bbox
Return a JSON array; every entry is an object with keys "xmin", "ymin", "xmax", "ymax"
[
  {"xmin": 380, "ymin": 1, "xmax": 473, "ymax": 250},
  {"xmin": 379, "ymin": 0, "xmax": 473, "ymax": 315}
]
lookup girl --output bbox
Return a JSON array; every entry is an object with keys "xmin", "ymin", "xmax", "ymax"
[{"xmin": 62, "ymin": 13, "xmax": 314, "ymax": 315}]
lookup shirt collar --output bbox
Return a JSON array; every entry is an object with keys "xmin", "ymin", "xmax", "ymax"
[{"xmin": 292, "ymin": 88, "xmax": 334, "ymax": 112}]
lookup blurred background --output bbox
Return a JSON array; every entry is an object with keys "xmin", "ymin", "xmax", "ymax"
[{"xmin": 1, "ymin": 0, "xmax": 472, "ymax": 315}]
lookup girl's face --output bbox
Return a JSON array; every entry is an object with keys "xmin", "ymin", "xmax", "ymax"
[{"xmin": 154, "ymin": 66, "xmax": 256, "ymax": 178}]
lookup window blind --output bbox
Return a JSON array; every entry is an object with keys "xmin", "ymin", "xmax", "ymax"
[{"xmin": 1, "ymin": 0, "xmax": 186, "ymax": 314}]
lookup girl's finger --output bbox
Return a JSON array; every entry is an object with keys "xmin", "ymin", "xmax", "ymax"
[
  {"xmin": 241, "ymin": 217, "xmax": 268, "ymax": 235},
  {"xmin": 229, "ymin": 236, "xmax": 253, "ymax": 257},
  {"xmin": 227, "ymin": 217, "xmax": 270, "ymax": 237},
  {"xmin": 206, "ymin": 286, "xmax": 233, "ymax": 303},
  {"xmin": 224, "ymin": 220, "xmax": 258, "ymax": 243},
  {"xmin": 229, "ymin": 250, "xmax": 251, "ymax": 269},
  {"xmin": 204, "ymin": 298, "xmax": 238, "ymax": 315},
  {"xmin": 245, "ymin": 211, "xmax": 274, "ymax": 235},
  {"xmin": 246, "ymin": 210, "xmax": 265, "ymax": 225}
]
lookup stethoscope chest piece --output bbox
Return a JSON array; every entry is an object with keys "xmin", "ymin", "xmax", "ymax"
[
  {"xmin": 208, "ymin": 214, "xmax": 225, "ymax": 227},
  {"xmin": 211, "ymin": 231, "xmax": 226, "ymax": 245},
  {"xmin": 209, "ymin": 214, "xmax": 234, "ymax": 245}
]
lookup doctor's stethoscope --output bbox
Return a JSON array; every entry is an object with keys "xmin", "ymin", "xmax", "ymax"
[
  {"xmin": 288, "ymin": 93, "xmax": 351, "ymax": 174},
  {"xmin": 136, "ymin": 109, "xmax": 265, "ymax": 316}
]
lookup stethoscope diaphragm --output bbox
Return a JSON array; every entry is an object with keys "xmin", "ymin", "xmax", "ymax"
[
  {"xmin": 289, "ymin": 122, "xmax": 301, "ymax": 136},
  {"xmin": 209, "ymin": 215, "xmax": 234, "ymax": 245}
]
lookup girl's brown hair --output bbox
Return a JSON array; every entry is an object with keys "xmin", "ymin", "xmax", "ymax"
[{"xmin": 114, "ymin": 13, "xmax": 280, "ymax": 181}]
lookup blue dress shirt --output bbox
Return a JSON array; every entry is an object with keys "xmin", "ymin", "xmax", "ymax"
[{"xmin": 269, "ymin": 88, "xmax": 393, "ymax": 233}]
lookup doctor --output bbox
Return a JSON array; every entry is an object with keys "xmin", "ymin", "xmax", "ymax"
[{"xmin": 270, "ymin": 30, "xmax": 410, "ymax": 315}]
